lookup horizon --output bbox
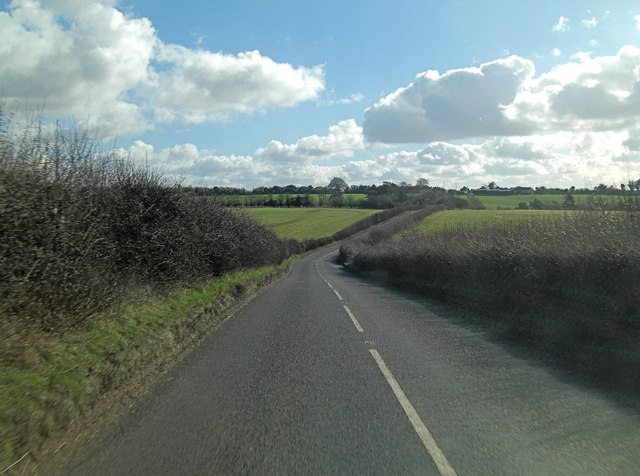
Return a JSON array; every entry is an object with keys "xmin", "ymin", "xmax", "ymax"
[{"xmin": 2, "ymin": 0, "xmax": 640, "ymax": 189}]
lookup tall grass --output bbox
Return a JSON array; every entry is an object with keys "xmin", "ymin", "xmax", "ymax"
[
  {"xmin": 0, "ymin": 111, "xmax": 293, "ymax": 334},
  {"xmin": 340, "ymin": 209, "xmax": 640, "ymax": 392}
]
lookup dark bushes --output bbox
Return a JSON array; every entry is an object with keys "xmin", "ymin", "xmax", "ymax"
[{"xmin": 0, "ymin": 114, "xmax": 288, "ymax": 332}]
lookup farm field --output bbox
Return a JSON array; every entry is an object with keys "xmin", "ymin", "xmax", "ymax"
[
  {"xmin": 243, "ymin": 207, "xmax": 380, "ymax": 240},
  {"xmin": 466, "ymin": 194, "xmax": 588, "ymax": 209},
  {"xmin": 414, "ymin": 209, "xmax": 569, "ymax": 234}
]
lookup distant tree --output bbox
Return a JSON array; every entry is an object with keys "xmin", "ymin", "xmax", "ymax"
[
  {"xmin": 467, "ymin": 195, "xmax": 485, "ymax": 210},
  {"xmin": 345, "ymin": 194, "xmax": 355, "ymax": 208},
  {"xmin": 416, "ymin": 178, "xmax": 429, "ymax": 188},
  {"xmin": 328, "ymin": 177, "xmax": 349, "ymax": 194},
  {"xmin": 329, "ymin": 194, "xmax": 344, "ymax": 207},
  {"xmin": 531, "ymin": 198, "xmax": 544, "ymax": 209},
  {"xmin": 562, "ymin": 194, "xmax": 576, "ymax": 209}
]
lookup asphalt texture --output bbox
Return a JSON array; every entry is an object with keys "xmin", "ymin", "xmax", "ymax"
[{"xmin": 59, "ymin": 246, "xmax": 640, "ymax": 475}]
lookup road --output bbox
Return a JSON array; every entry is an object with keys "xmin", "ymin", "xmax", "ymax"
[{"xmin": 60, "ymin": 245, "xmax": 640, "ymax": 475}]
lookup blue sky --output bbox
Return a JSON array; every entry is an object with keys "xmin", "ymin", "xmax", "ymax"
[{"xmin": 2, "ymin": 0, "xmax": 640, "ymax": 189}]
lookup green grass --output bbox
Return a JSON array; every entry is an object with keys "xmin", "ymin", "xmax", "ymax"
[
  {"xmin": 466, "ymin": 194, "xmax": 589, "ymax": 209},
  {"xmin": 242, "ymin": 207, "xmax": 380, "ymax": 240},
  {"xmin": 414, "ymin": 209, "xmax": 569, "ymax": 234},
  {"xmin": 0, "ymin": 259, "xmax": 294, "ymax": 471}
]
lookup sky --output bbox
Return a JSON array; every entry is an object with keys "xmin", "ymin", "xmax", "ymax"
[{"xmin": 2, "ymin": 0, "xmax": 640, "ymax": 190}]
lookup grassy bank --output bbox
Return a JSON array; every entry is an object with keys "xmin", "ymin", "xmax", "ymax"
[
  {"xmin": 243, "ymin": 208, "xmax": 381, "ymax": 240},
  {"xmin": 341, "ymin": 209, "xmax": 640, "ymax": 394},
  {"xmin": 0, "ymin": 258, "xmax": 294, "ymax": 472}
]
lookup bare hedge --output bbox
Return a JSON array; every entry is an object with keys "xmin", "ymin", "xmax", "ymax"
[
  {"xmin": 0, "ymin": 113, "xmax": 291, "ymax": 331},
  {"xmin": 340, "ymin": 209, "xmax": 640, "ymax": 391}
]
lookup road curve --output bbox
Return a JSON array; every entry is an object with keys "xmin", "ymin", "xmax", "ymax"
[{"xmin": 59, "ymin": 245, "xmax": 640, "ymax": 475}]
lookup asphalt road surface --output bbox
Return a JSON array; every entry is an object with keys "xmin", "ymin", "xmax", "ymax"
[{"xmin": 60, "ymin": 245, "xmax": 640, "ymax": 475}]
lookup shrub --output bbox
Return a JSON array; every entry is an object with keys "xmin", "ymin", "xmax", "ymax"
[
  {"xmin": 340, "ymin": 209, "xmax": 640, "ymax": 391},
  {"xmin": 0, "ymin": 112, "xmax": 289, "ymax": 332}
]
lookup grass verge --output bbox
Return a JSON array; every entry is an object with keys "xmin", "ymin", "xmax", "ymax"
[{"xmin": 0, "ymin": 258, "xmax": 294, "ymax": 473}]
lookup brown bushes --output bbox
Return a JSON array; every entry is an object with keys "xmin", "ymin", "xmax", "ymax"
[
  {"xmin": 340, "ymin": 210, "xmax": 640, "ymax": 391},
  {"xmin": 0, "ymin": 113, "xmax": 289, "ymax": 332}
]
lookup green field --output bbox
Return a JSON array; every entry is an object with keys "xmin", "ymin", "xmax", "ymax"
[
  {"xmin": 243, "ymin": 208, "xmax": 380, "ymax": 240},
  {"xmin": 465, "ymin": 194, "xmax": 589, "ymax": 209},
  {"xmin": 414, "ymin": 209, "xmax": 569, "ymax": 234}
]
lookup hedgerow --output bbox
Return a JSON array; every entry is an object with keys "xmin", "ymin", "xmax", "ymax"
[
  {"xmin": 0, "ymin": 111, "xmax": 292, "ymax": 333},
  {"xmin": 340, "ymin": 208, "xmax": 640, "ymax": 392}
]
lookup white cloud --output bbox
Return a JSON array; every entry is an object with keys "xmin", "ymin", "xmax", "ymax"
[
  {"xmin": 553, "ymin": 16, "xmax": 570, "ymax": 32},
  {"xmin": 115, "ymin": 119, "xmax": 365, "ymax": 187},
  {"xmin": 635, "ymin": 14, "xmax": 640, "ymax": 30},
  {"xmin": 253, "ymin": 119, "xmax": 365, "ymax": 164},
  {"xmin": 120, "ymin": 128, "xmax": 640, "ymax": 190},
  {"xmin": 365, "ymin": 131, "xmax": 637, "ymax": 188},
  {"xmin": 363, "ymin": 56, "xmax": 535, "ymax": 143},
  {"xmin": 624, "ymin": 128, "xmax": 640, "ymax": 151},
  {"xmin": 123, "ymin": 140, "xmax": 348, "ymax": 187},
  {"xmin": 582, "ymin": 17, "xmax": 598, "ymax": 29},
  {"xmin": 364, "ymin": 47, "xmax": 640, "ymax": 145},
  {"xmin": 0, "ymin": 0, "xmax": 155, "ymax": 137},
  {"xmin": 153, "ymin": 46, "xmax": 325, "ymax": 123},
  {"xmin": 0, "ymin": 0, "xmax": 325, "ymax": 136},
  {"xmin": 323, "ymin": 92, "xmax": 365, "ymax": 106},
  {"xmin": 504, "ymin": 46, "xmax": 640, "ymax": 132},
  {"xmin": 551, "ymin": 48, "xmax": 562, "ymax": 57}
]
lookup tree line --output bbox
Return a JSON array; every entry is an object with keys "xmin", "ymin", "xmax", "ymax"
[
  {"xmin": 187, "ymin": 178, "xmax": 640, "ymax": 210},
  {"xmin": 184, "ymin": 178, "xmax": 432, "ymax": 198}
]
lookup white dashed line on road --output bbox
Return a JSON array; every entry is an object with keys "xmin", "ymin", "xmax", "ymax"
[
  {"xmin": 343, "ymin": 305, "xmax": 364, "ymax": 332},
  {"xmin": 369, "ymin": 349, "xmax": 457, "ymax": 476},
  {"xmin": 317, "ymin": 254, "xmax": 456, "ymax": 475}
]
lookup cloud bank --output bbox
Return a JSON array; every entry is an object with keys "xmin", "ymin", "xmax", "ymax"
[{"xmin": 121, "ymin": 125, "xmax": 638, "ymax": 189}]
